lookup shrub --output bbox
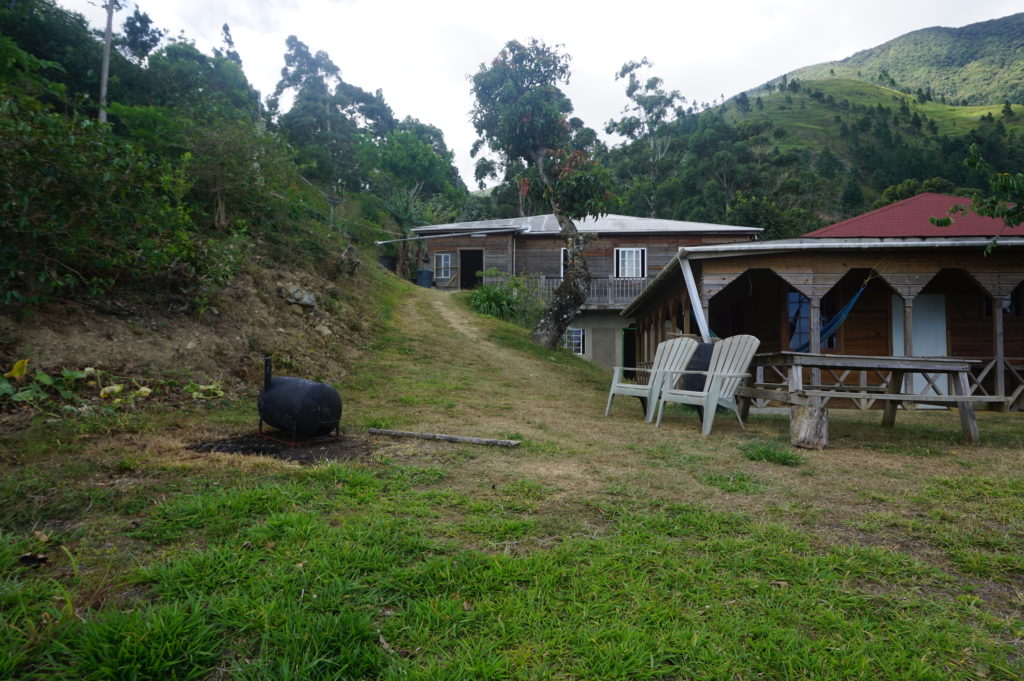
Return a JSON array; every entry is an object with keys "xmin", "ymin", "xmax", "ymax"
[{"xmin": 468, "ymin": 268, "xmax": 544, "ymax": 325}]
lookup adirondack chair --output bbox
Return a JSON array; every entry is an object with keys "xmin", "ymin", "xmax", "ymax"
[
  {"xmin": 655, "ymin": 334, "xmax": 760, "ymax": 434},
  {"xmin": 605, "ymin": 337, "xmax": 698, "ymax": 422}
]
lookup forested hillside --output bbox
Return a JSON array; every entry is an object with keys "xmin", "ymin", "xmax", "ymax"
[
  {"xmin": 3, "ymin": 0, "xmax": 1023, "ymax": 312},
  {"xmin": 488, "ymin": 59, "xmax": 1024, "ymax": 239},
  {"xmin": 788, "ymin": 13, "xmax": 1024, "ymax": 105},
  {"xmin": 0, "ymin": 0, "xmax": 468, "ymax": 312}
]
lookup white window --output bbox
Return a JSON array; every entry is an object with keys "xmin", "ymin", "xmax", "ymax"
[
  {"xmin": 614, "ymin": 248, "xmax": 646, "ymax": 278},
  {"xmin": 435, "ymin": 252, "xmax": 452, "ymax": 279},
  {"xmin": 562, "ymin": 327, "xmax": 586, "ymax": 355}
]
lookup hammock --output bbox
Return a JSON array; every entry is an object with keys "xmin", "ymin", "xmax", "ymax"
[{"xmin": 793, "ymin": 284, "xmax": 867, "ymax": 353}]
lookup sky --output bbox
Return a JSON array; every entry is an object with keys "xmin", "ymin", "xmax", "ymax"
[{"xmin": 60, "ymin": 0, "xmax": 1022, "ymax": 186}]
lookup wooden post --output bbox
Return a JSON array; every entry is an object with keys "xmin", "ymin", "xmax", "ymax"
[
  {"xmin": 808, "ymin": 296, "xmax": 822, "ymax": 388},
  {"xmin": 951, "ymin": 372, "xmax": 981, "ymax": 444},
  {"xmin": 901, "ymin": 295, "xmax": 915, "ymax": 394},
  {"xmin": 791, "ymin": 405, "xmax": 829, "ymax": 449},
  {"xmin": 994, "ymin": 295, "xmax": 1006, "ymax": 401},
  {"xmin": 881, "ymin": 370, "xmax": 905, "ymax": 427},
  {"xmin": 787, "ymin": 360, "xmax": 828, "ymax": 449}
]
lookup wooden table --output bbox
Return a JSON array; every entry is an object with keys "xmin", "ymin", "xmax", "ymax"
[{"xmin": 735, "ymin": 352, "xmax": 999, "ymax": 448}]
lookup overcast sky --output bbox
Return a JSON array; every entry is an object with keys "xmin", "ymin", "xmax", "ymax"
[{"xmin": 60, "ymin": 0, "xmax": 1022, "ymax": 186}]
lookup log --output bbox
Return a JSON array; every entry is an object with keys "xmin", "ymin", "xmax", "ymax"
[
  {"xmin": 790, "ymin": 405, "xmax": 829, "ymax": 450},
  {"xmin": 367, "ymin": 428, "xmax": 520, "ymax": 447}
]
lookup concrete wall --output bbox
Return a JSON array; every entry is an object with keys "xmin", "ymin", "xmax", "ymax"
[{"xmin": 569, "ymin": 310, "xmax": 630, "ymax": 371}]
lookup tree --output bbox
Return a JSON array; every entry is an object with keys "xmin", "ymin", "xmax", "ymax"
[
  {"xmin": 117, "ymin": 7, "xmax": 165, "ymax": 64},
  {"xmin": 270, "ymin": 35, "xmax": 397, "ymax": 190},
  {"xmin": 933, "ymin": 144, "xmax": 1023, "ymax": 230},
  {"xmin": 814, "ymin": 147, "xmax": 843, "ymax": 180},
  {"xmin": 605, "ymin": 58, "xmax": 687, "ymax": 217},
  {"xmin": 213, "ymin": 24, "xmax": 242, "ymax": 65},
  {"xmin": 470, "ymin": 39, "xmax": 615, "ymax": 348}
]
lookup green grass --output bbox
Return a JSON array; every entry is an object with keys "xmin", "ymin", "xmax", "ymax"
[
  {"xmin": 739, "ymin": 440, "xmax": 807, "ymax": 466},
  {"xmin": 5, "ymin": 467, "xmax": 1019, "ymax": 679},
  {"xmin": 2, "ymin": 286, "xmax": 1023, "ymax": 679},
  {"xmin": 696, "ymin": 471, "xmax": 765, "ymax": 494}
]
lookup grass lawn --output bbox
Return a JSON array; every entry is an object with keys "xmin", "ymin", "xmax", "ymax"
[{"xmin": 2, "ymin": 282, "xmax": 1022, "ymax": 679}]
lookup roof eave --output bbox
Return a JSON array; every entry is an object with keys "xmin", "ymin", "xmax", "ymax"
[{"xmin": 622, "ymin": 236, "xmax": 1024, "ymax": 317}]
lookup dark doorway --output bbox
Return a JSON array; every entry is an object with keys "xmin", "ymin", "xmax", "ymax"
[
  {"xmin": 459, "ymin": 250, "xmax": 484, "ymax": 289},
  {"xmin": 622, "ymin": 325, "xmax": 637, "ymax": 380}
]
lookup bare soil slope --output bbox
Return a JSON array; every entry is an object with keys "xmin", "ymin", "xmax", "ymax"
[{"xmin": 0, "ymin": 257, "xmax": 380, "ymax": 390}]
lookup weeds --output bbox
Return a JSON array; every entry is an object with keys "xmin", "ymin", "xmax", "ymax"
[{"xmin": 740, "ymin": 440, "xmax": 806, "ymax": 466}]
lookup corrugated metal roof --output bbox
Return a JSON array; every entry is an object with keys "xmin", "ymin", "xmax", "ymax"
[
  {"xmin": 803, "ymin": 193, "xmax": 1011, "ymax": 238},
  {"xmin": 412, "ymin": 213, "xmax": 761, "ymax": 235}
]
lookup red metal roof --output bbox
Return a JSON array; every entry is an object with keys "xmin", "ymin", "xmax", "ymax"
[{"xmin": 803, "ymin": 193, "xmax": 1010, "ymax": 238}]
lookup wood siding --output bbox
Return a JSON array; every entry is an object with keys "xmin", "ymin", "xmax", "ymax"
[
  {"xmin": 631, "ymin": 247, "xmax": 1024, "ymax": 405},
  {"xmin": 425, "ymin": 234, "xmax": 512, "ymax": 289},
  {"xmin": 514, "ymin": 234, "xmax": 749, "ymax": 278}
]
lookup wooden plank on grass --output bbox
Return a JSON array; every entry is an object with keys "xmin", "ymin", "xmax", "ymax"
[{"xmin": 367, "ymin": 428, "xmax": 521, "ymax": 447}]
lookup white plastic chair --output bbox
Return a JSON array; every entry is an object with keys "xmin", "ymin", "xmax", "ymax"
[
  {"xmin": 655, "ymin": 334, "xmax": 760, "ymax": 434},
  {"xmin": 605, "ymin": 337, "xmax": 699, "ymax": 422}
]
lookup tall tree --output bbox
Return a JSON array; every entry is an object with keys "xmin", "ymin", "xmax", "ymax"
[
  {"xmin": 269, "ymin": 35, "xmax": 396, "ymax": 190},
  {"xmin": 470, "ymin": 39, "xmax": 615, "ymax": 348},
  {"xmin": 605, "ymin": 58, "xmax": 687, "ymax": 216},
  {"xmin": 117, "ymin": 7, "xmax": 165, "ymax": 64}
]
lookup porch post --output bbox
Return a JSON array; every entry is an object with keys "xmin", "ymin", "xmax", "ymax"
[
  {"xmin": 902, "ymin": 296, "xmax": 914, "ymax": 357},
  {"xmin": 901, "ymin": 295, "xmax": 915, "ymax": 393},
  {"xmin": 994, "ymin": 295, "xmax": 1007, "ymax": 400},
  {"xmin": 680, "ymin": 258, "xmax": 711, "ymax": 342},
  {"xmin": 808, "ymin": 296, "xmax": 822, "ymax": 387}
]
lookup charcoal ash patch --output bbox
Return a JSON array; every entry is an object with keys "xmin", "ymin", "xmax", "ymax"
[{"xmin": 187, "ymin": 433, "xmax": 369, "ymax": 465}]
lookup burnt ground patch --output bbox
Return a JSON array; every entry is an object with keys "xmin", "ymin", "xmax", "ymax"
[{"xmin": 187, "ymin": 432, "xmax": 370, "ymax": 465}]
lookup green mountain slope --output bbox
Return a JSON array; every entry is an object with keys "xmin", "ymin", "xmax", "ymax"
[
  {"xmin": 725, "ymin": 78, "xmax": 1024, "ymax": 156},
  {"xmin": 786, "ymin": 13, "xmax": 1024, "ymax": 105}
]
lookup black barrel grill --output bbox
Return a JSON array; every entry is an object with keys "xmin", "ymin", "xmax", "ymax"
[{"xmin": 257, "ymin": 357, "xmax": 341, "ymax": 441}]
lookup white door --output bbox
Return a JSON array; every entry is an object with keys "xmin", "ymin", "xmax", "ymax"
[{"xmin": 892, "ymin": 294, "xmax": 948, "ymax": 394}]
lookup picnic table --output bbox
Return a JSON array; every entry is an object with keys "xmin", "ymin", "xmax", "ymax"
[{"xmin": 735, "ymin": 352, "xmax": 1005, "ymax": 448}]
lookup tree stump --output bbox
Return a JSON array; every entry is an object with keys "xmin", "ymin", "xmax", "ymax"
[{"xmin": 790, "ymin": 406, "xmax": 828, "ymax": 450}]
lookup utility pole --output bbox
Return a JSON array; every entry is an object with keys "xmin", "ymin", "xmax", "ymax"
[{"xmin": 98, "ymin": 1, "xmax": 121, "ymax": 123}]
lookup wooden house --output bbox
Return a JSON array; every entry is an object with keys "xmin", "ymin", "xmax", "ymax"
[
  {"xmin": 411, "ymin": 214, "xmax": 759, "ymax": 369},
  {"xmin": 622, "ymin": 194, "xmax": 1024, "ymax": 409}
]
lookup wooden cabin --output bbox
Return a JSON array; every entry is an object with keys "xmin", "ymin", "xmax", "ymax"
[
  {"xmin": 411, "ymin": 214, "xmax": 759, "ymax": 369},
  {"xmin": 623, "ymin": 194, "xmax": 1024, "ymax": 409}
]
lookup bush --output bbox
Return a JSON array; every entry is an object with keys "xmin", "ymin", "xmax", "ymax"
[
  {"xmin": 0, "ymin": 99, "xmax": 198, "ymax": 306},
  {"xmin": 468, "ymin": 268, "xmax": 544, "ymax": 325}
]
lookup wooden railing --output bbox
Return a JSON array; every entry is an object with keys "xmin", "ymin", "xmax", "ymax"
[
  {"xmin": 965, "ymin": 356, "xmax": 1024, "ymax": 407},
  {"xmin": 748, "ymin": 356, "xmax": 1022, "ymax": 410},
  {"xmin": 484, "ymin": 274, "xmax": 655, "ymax": 309}
]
